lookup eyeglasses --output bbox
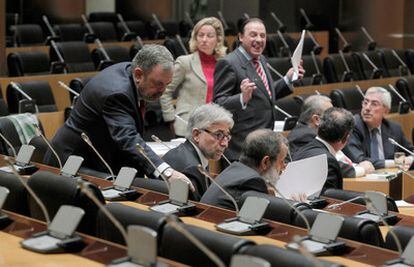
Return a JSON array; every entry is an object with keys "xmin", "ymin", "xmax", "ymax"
[
  {"xmin": 202, "ymin": 129, "xmax": 232, "ymax": 142},
  {"xmin": 362, "ymin": 99, "xmax": 382, "ymax": 108}
]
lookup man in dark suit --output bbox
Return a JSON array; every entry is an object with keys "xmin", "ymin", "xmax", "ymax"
[
  {"xmin": 200, "ymin": 129, "xmax": 288, "ymax": 210},
  {"xmin": 343, "ymin": 87, "xmax": 414, "ymax": 169},
  {"xmin": 213, "ymin": 18, "xmax": 305, "ymax": 161},
  {"xmin": 162, "ymin": 103, "xmax": 234, "ymax": 199},
  {"xmin": 293, "ymin": 107, "xmax": 355, "ymax": 191},
  {"xmin": 44, "ymin": 45, "xmax": 194, "ymax": 190}
]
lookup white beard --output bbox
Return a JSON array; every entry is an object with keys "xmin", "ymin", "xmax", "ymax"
[{"xmin": 263, "ymin": 167, "xmax": 280, "ymax": 187}]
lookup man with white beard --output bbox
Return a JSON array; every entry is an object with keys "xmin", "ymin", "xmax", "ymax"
[{"xmin": 200, "ymin": 129, "xmax": 288, "ymax": 210}]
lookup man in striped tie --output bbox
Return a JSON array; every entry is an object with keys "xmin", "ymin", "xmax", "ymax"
[{"xmin": 213, "ymin": 18, "xmax": 305, "ymax": 162}]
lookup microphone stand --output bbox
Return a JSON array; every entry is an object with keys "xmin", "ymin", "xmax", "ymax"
[
  {"xmin": 334, "ymin": 27, "xmax": 352, "ymax": 53},
  {"xmin": 338, "ymin": 50, "xmax": 354, "ymax": 82},
  {"xmin": 175, "ymin": 34, "xmax": 189, "ymax": 55},
  {"xmin": 388, "ymin": 84, "xmax": 411, "ymax": 114},
  {"xmin": 391, "ymin": 49, "xmax": 411, "ymax": 76},
  {"xmin": 33, "ymin": 124, "xmax": 63, "ymax": 170},
  {"xmin": 361, "ymin": 26, "xmax": 377, "ymax": 51},
  {"xmin": 362, "ymin": 53, "xmax": 383, "ymax": 79},
  {"xmin": 270, "ymin": 12, "xmax": 286, "ymax": 33},
  {"xmin": 10, "ymin": 81, "xmax": 39, "ymax": 114}
]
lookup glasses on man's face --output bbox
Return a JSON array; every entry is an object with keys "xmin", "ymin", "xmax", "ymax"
[
  {"xmin": 362, "ymin": 98, "xmax": 382, "ymax": 109},
  {"xmin": 202, "ymin": 129, "xmax": 232, "ymax": 142}
]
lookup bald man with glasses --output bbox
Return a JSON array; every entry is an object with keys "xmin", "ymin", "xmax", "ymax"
[{"xmin": 162, "ymin": 103, "xmax": 234, "ymax": 199}]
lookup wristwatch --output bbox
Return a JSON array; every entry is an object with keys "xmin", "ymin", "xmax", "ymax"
[{"xmin": 162, "ymin": 167, "xmax": 173, "ymax": 179}]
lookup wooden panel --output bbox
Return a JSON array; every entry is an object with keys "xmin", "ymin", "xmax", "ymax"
[{"xmin": 37, "ymin": 111, "xmax": 65, "ymax": 139}]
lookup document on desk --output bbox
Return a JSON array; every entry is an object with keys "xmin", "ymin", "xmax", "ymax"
[
  {"xmin": 291, "ymin": 29, "xmax": 306, "ymax": 81},
  {"xmin": 146, "ymin": 138, "xmax": 185, "ymax": 156},
  {"xmin": 276, "ymin": 154, "xmax": 327, "ymax": 199}
]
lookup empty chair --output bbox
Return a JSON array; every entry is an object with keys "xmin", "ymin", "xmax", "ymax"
[
  {"xmin": 405, "ymin": 49, "xmax": 414, "ymax": 74},
  {"xmin": 381, "ymin": 49, "xmax": 411, "ymax": 77},
  {"xmin": 132, "ymin": 178, "xmax": 169, "ymax": 195},
  {"xmin": 323, "ymin": 52, "xmax": 363, "ymax": 83},
  {"xmin": 27, "ymin": 171, "xmax": 105, "ymax": 235},
  {"xmin": 322, "ymin": 188, "xmax": 399, "ymax": 212},
  {"xmin": 353, "ymin": 51, "xmax": 386, "ymax": 80},
  {"xmin": 383, "ymin": 84, "xmax": 407, "ymax": 113},
  {"xmin": 0, "ymin": 171, "xmax": 30, "ymax": 216},
  {"xmin": 6, "ymin": 80, "xmax": 57, "ymax": 114},
  {"xmin": 10, "ymin": 24, "xmax": 44, "ymax": 46},
  {"xmin": 88, "ymin": 12, "xmax": 118, "ymax": 24},
  {"xmin": 241, "ymin": 244, "xmax": 342, "ymax": 267},
  {"xmin": 96, "ymin": 202, "xmax": 168, "ymax": 245},
  {"xmin": 50, "ymin": 41, "xmax": 95, "ymax": 73},
  {"xmin": 69, "ymin": 76, "xmax": 94, "ymax": 95},
  {"xmin": 267, "ymin": 57, "xmax": 291, "ymax": 81},
  {"xmin": 91, "ymin": 45, "xmax": 130, "ymax": 69},
  {"xmin": 385, "ymin": 225, "xmax": 414, "ymax": 251},
  {"xmin": 293, "ymin": 209, "xmax": 384, "ymax": 247},
  {"xmin": 240, "ymin": 191, "xmax": 311, "ymax": 225},
  {"xmin": 330, "ymin": 87, "xmax": 364, "ymax": 114},
  {"xmin": 130, "ymin": 42, "xmax": 143, "ymax": 58},
  {"xmin": 396, "ymin": 76, "xmax": 414, "ymax": 108},
  {"xmin": 7, "ymin": 51, "xmax": 51, "ymax": 77},
  {"xmin": 117, "ymin": 20, "xmax": 149, "ymax": 40},
  {"xmin": 160, "ymin": 223, "xmax": 254, "ymax": 266},
  {"xmin": 28, "ymin": 135, "xmax": 48, "ymax": 164},
  {"xmin": 53, "ymin": 23, "xmax": 87, "ymax": 42},
  {"xmin": 89, "ymin": 22, "xmax": 119, "ymax": 42},
  {"xmin": 0, "ymin": 113, "xmax": 43, "ymax": 156},
  {"xmin": 265, "ymin": 34, "xmax": 296, "ymax": 57},
  {"xmin": 274, "ymin": 96, "xmax": 303, "ymax": 120},
  {"xmin": 298, "ymin": 54, "xmax": 326, "ymax": 86},
  {"xmin": 148, "ymin": 20, "xmax": 180, "ymax": 39},
  {"xmin": 164, "ymin": 36, "xmax": 190, "ymax": 59}
]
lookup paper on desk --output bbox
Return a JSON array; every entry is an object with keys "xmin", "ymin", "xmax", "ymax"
[
  {"xmin": 396, "ymin": 200, "xmax": 414, "ymax": 207},
  {"xmin": 276, "ymin": 154, "xmax": 327, "ymax": 199},
  {"xmin": 146, "ymin": 138, "xmax": 185, "ymax": 157},
  {"xmin": 291, "ymin": 30, "xmax": 306, "ymax": 81}
]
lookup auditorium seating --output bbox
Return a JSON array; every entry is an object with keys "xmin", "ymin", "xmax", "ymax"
[
  {"xmin": 298, "ymin": 54, "xmax": 326, "ymax": 86},
  {"xmin": 0, "ymin": 171, "xmax": 30, "ymax": 216},
  {"xmin": 381, "ymin": 49, "xmax": 412, "ymax": 77},
  {"xmin": 50, "ymin": 41, "xmax": 96, "ymax": 73},
  {"xmin": 330, "ymin": 86, "xmax": 364, "ymax": 114},
  {"xmin": 9, "ymin": 24, "xmax": 45, "ymax": 46},
  {"xmin": 353, "ymin": 51, "xmax": 385, "ymax": 80},
  {"xmin": 385, "ymin": 225, "xmax": 414, "ymax": 251},
  {"xmin": 88, "ymin": 12, "xmax": 119, "ymax": 25},
  {"xmin": 323, "ymin": 52, "xmax": 363, "ymax": 83},
  {"xmin": 53, "ymin": 24, "xmax": 87, "ymax": 42},
  {"xmin": 267, "ymin": 57, "xmax": 291, "ymax": 81},
  {"xmin": 7, "ymin": 51, "xmax": 51, "ymax": 77},
  {"xmin": 89, "ymin": 22, "xmax": 119, "ymax": 42}
]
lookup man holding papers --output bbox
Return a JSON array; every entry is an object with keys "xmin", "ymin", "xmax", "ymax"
[
  {"xmin": 213, "ymin": 18, "xmax": 305, "ymax": 161},
  {"xmin": 293, "ymin": 107, "xmax": 355, "ymax": 191}
]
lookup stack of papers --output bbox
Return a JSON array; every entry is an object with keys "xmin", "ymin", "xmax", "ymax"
[{"xmin": 146, "ymin": 138, "xmax": 185, "ymax": 157}]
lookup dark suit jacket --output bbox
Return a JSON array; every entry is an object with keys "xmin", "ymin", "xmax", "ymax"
[
  {"xmin": 213, "ymin": 48, "xmax": 292, "ymax": 161},
  {"xmin": 343, "ymin": 114, "xmax": 414, "ymax": 169},
  {"xmin": 162, "ymin": 140, "xmax": 208, "ymax": 200},
  {"xmin": 293, "ymin": 139, "xmax": 343, "ymax": 191},
  {"xmin": 200, "ymin": 161, "xmax": 268, "ymax": 210},
  {"xmin": 44, "ymin": 62, "xmax": 163, "ymax": 177}
]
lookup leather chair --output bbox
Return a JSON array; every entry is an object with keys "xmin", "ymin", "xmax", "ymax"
[
  {"xmin": 323, "ymin": 52, "xmax": 363, "ymax": 83},
  {"xmin": 89, "ymin": 22, "xmax": 119, "ymax": 42},
  {"xmin": 28, "ymin": 136, "xmax": 48, "ymax": 164},
  {"xmin": 7, "ymin": 51, "xmax": 51, "ymax": 77},
  {"xmin": 396, "ymin": 76, "xmax": 414, "ymax": 108},
  {"xmin": 353, "ymin": 51, "xmax": 386, "ymax": 80},
  {"xmin": 0, "ymin": 116, "xmax": 24, "ymax": 155},
  {"xmin": 88, "ymin": 12, "xmax": 118, "ymax": 24},
  {"xmin": 274, "ymin": 96, "xmax": 304, "ymax": 120},
  {"xmin": 265, "ymin": 34, "xmax": 296, "ymax": 58},
  {"xmin": 10, "ymin": 24, "xmax": 44, "ymax": 46},
  {"xmin": 160, "ymin": 222, "xmax": 255, "ymax": 266},
  {"xmin": 0, "ymin": 171, "xmax": 30, "ymax": 216},
  {"xmin": 329, "ymin": 87, "xmax": 364, "ymax": 114},
  {"xmin": 130, "ymin": 43, "xmax": 143, "ymax": 58},
  {"xmin": 385, "ymin": 225, "xmax": 414, "ymax": 251},
  {"xmin": 53, "ymin": 24, "xmax": 87, "ymax": 42},
  {"xmin": 164, "ymin": 36, "xmax": 190, "ymax": 59},
  {"xmin": 405, "ymin": 49, "xmax": 414, "ymax": 74},
  {"xmin": 69, "ymin": 76, "xmax": 94, "ymax": 95},
  {"xmin": 132, "ymin": 178, "xmax": 169, "ymax": 195},
  {"xmin": 241, "ymin": 244, "xmax": 342, "ymax": 267},
  {"xmin": 27, "ymin": 171, "xmax": 105, "ymax": 235},
  {"xmin": 117, "ymin": 20, "xmax": 149, "ymax": 40},
  {"xmin": 148, "ymin": 20, "xmax": 180, "ymax": 39},
  {"xmin": 267, "ymin": 57, "xmax": 291, "ymax": 81},
  {"xmin": 6, "ymin": 80, "xmax": 57, "ymax": 114},
  {"xmin": 96, "ymin": 203, "xmax": 168, "ymax": 245},
  {"xmin": 293, "ymin": 209, "xmax": 385, "ymax": 247},
  {"xmin": 322, "ymin": 188, "xmax": 399, "ymax": 212},
  {"xmin": 298, "ymin": 54, "xmax": 326, "ymax": 86},
  {"xmin": 383, "ymin": 84, "xmax": 407, "ymax": 113},
  {"xmin": 381, "ymin": 49, "xmax": 411, "ymax": 77},
  {"xmin": 50, "ymin": 41, "xmax": 95, "ymax": 73},
  {"xmin": 91, "ymin": 45, "xmax": 130, "ymax": 69},
  {"xmin": 240, "ymin": 191, "xmax": 311, "ymax": 225}
]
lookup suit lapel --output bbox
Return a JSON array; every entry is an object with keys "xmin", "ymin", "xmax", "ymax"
[
  {"xmin": 381, "ymin": 122, "xmax": 394, "ymax": 158},
  {"xmin": 191, "ymin": 52, "xmax": 206, "ymax": 84}
]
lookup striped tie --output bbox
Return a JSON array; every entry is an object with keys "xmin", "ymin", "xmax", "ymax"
[{"xmin": 253, "ymin": 58, "xmax": 272, "ymax": 98}]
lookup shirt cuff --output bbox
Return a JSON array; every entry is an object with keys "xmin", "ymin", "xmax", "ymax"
[
  {"xmin": 154, "ymin": 162, "xmax": 170, "ymax": 178},
  {"xmin": 354, "ymin": 166, "xmax": 365, "ymax": 177},
  {"xmin": 239, "ymin": 94, "xmax": 247, "ymax": 110},
  {"xmin": 384, "ymin": 159, "xmax": 395, "ymax": 168},
  {"xmin": 283, "ymin": 76, "xmax": 294, "ymax": 90}
]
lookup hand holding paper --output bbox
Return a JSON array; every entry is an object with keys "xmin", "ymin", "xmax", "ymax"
[{"xmin": 290, "ymin": 30, "xmax": 306, "ymax": 81}]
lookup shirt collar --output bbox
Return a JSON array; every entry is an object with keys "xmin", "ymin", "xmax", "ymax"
[
  {"xmin": 189, "ymin": 140, "xmax": 209, "ymax": 169},
  {"xmin": 238, "ymin": 46, "xmax": 253, "ymax": 61},
  {"xmin": 315, "ymin": 136, "xmax": 337, "ymax": 156}
]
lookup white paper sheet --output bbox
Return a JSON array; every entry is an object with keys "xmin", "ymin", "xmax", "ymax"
[
  {"xmin": 146, "ymin": 138, "xmax": 185, "ymax": 157},
  {"xmin": 276, "ymin": 154, "xmax": 327, "ymax": 199},
  {"xmin": 291, "ymin": 30, "xmax": 306, "ymax": 81},
  {"xmin": 396, "ymin": 200, "xmax": 414, "ymax": 207}
]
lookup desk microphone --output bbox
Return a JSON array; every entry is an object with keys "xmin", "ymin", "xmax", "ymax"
[
  {"xmin": 355, "ymin": 85, "xmax": 365, "ymax": 98},
  {"xmin": 4, "ymin": 156, "xmax": 51, "ymax": 224},
  {"xmin": 274, "ymin": 105, "xmax": 292, "ymax": 118},
  {"xmin": 388, "ymin": 84, "xmax": 411, "ymax": 114},
  {"xmin": 362, "ymin": 53, "xmax": 383, "ymax": 79},
  {"xmin": 197, "ymin": 165, "xmax": 239, "ymax": 214},
  {"xmin": 391, "ymin": 49, "xmax": 412, "ymax": 76},
  {"xmin": 151, "ymin": 135, "xmax": 172, "ymax": 150},
  {"xmin": 174, "ymin": 114, "xmax": 188, "ymax": 125},
  {"xmin": 0, "ymin": 132, "xmax": 17, "ymax": 158},
  {"xmin": 388, "ymin": 138, "xmax": 414, "ymax": 157},
  {"xmin": 80, "ymin": 132, "xmax": 115, "ymax": 181},
  {"xmin": 58, "ymin": 81, "xmax": 80, "ymax": 97},
  {"xmin": 10, "ymin": 82, "xmax": 39, "ymax": 113},
  {"xmin": 334, "ymin": 27, "xmax": 352, "ymax": 53},
  {"xmin": 33, "ymin": 124, "xmax": 62, "ymax": 170},
  {"xmin": 135, "ymin": 143, "xmax": 170, "ymax": 191},
  {"xmin": 175, "ymin": 34, "xmax": 189, "ymax": 55},
  {"xmin": 165, "ymin": 215, "xmax": 226, "ymax": 267},
  {"xmin": 361, "ymin": 27, "xmax": 377, "ymax": 51},
  {"xmin": 265, "ymin": 180, "xmax": 311, "ymax": 232},
  {"xmin": 325, "ymin": 196, "xmax": 364, "ymax": 210},
  {"xmin": 270, "ymin": 12, "xmax": 286, "ymax": 33}
]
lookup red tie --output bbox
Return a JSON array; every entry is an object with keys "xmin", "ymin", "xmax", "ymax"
[{"xmin": 253, "ymin": 58, "xmax": 272, "ymax": 98}]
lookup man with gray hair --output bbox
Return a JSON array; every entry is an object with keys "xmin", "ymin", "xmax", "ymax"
[
  {"xmin": 163, "ymin": 103, "xmax": 234, "ymax": 199},
  {"xmin": 343, "ymin": 86, "xmax": 414, "ymax": 169},
  {"xmin": 45, "ymin": 45, "xmax": 194, "ymax": 189}
]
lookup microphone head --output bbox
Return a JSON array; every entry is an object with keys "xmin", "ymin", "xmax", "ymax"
[
  {"xmin": 388, "ymin": 137, "xmax": 396, "ymax": 144},
  {"xmin": 135, "ymin": 143, "xmax": 145, "ymax": 154},
  {"xmin": 151, "ymin": 135, "xmax": 161, "ymax": 143},
  {"xmin": 197, "ymin": 164, "xmax": 208, "ymax": 176},
  {"xmin": 80, "ymin": 132, "xmax": 91, "ymax": 144}
]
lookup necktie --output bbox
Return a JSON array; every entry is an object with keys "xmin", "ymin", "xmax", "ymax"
[
  {"xmin": 139, "ymin": 100, "xmax": 146, "ymax": 120},
  {"xmin": 253, "ymin": 58, "xmax": 272, "ymax": 98},
  {"xmin": 370, "ymin": 128, "xmax": 380, "ymax": 160}
]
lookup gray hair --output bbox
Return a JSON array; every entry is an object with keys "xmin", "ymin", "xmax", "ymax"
[
  {"xmin": 318, "ymin": 107, "xmax": 355, "ymax": 143},
  {"xmin": 131, "ymin": 44, "xmax": 174, "ymax": 74},
  {"xmin": 186, "ymin": 103, "xmax": 234, "ymax": 140},
  {"xmin": 299, "ymin": 95, "xmax": 332, "ymax": 124},
  {"xmin": 239, "ymin": 129, "xmax": 288, "ymax": 169},
  {"xmin": 365, "ymin": 87, "xmax": 392, "ymax": 109}
]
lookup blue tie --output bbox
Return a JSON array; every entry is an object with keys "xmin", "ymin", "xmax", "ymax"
[{"xmin": 370, "ymin": 128, "xmax": 379, "ymax": 160}]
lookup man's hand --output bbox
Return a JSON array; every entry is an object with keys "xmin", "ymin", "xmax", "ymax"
[
  {"xmin": 169, "ymin": 170, "xmax": 195, "ymax": 192},
  {"xmin": 357, "ymin": 160, "xmax": 375, "ymax": 174},
  {"xmin": 403, "ymin": 156, "xmax": 414, "ymax": 171},
  {"xmin": 240, "ymin": 78, "xmax": 257, "ymax": 104},
  {"xmin": 291, "ymin": 193, "xmax": 308, "ymax": 203},
  {"xmin": 286, "ymin": 60, "xmax": 305, "ymax": 81}
]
